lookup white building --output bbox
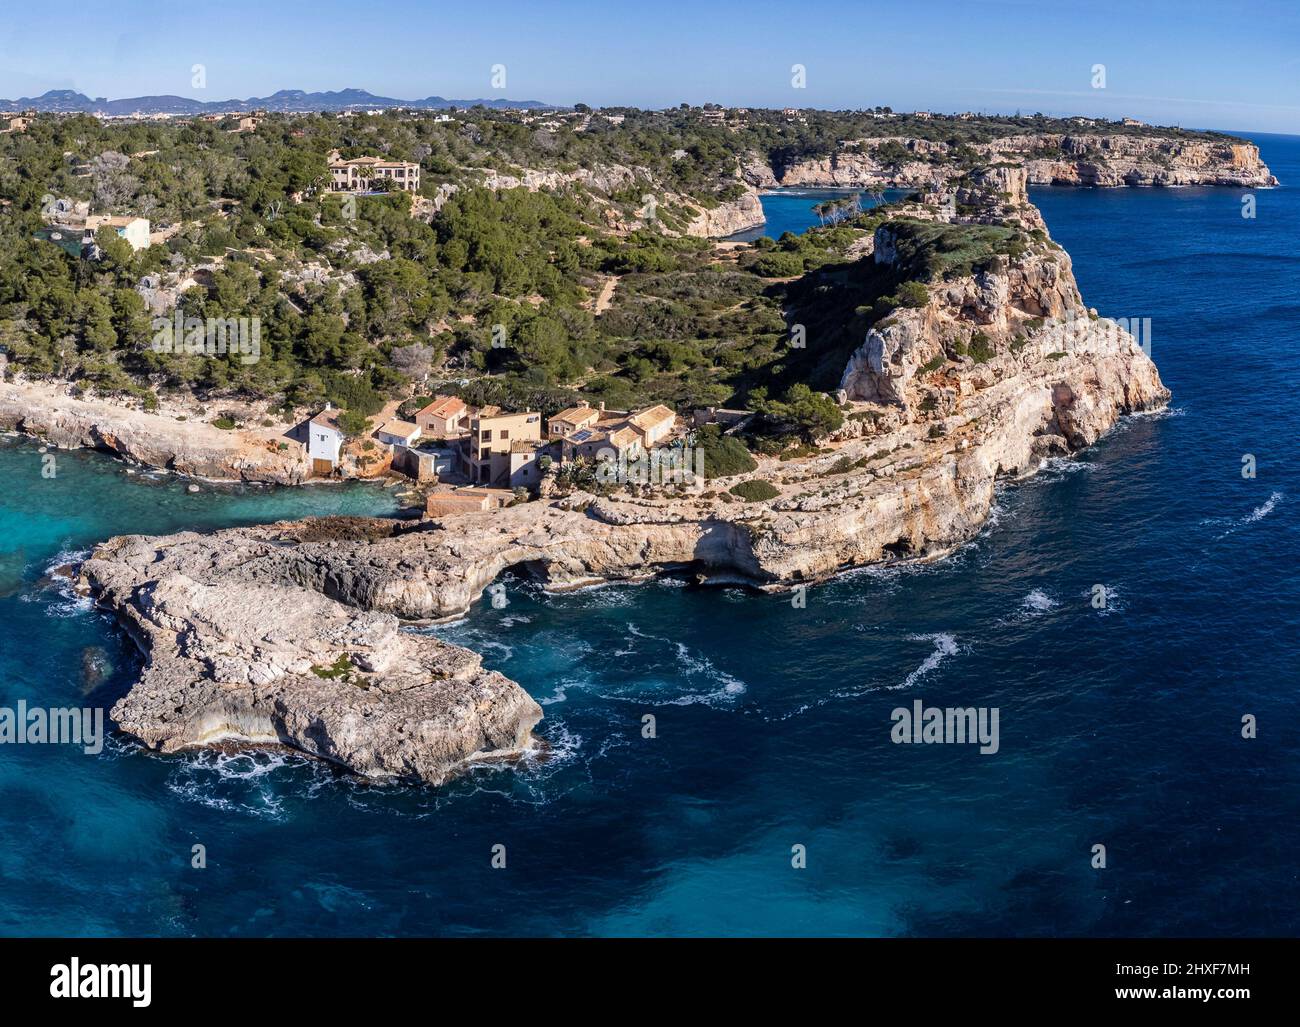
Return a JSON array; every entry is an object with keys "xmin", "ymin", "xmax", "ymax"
[
  {"xmin": 83, "ymin": 215, "xmax": 151, "ymax": 252},
  {"xmin": 307, "ymin": 405, "xmax": 344, "ymax": 474}
]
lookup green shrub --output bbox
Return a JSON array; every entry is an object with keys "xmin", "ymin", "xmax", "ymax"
[
  {"xmin": 696, "ymin": 424, "xmax": 758, "ymax": 478},
  {"xmin": 212, "ymin": 416, "xmax": 237, "ymax": 430},
  {"xmin": 896, "ymin": 281, "xmax": 930, "ymax": 307},
  {"xmin": 729, "ymin": 479, "xmax": 780, "ymax": 502},
  {"xmin": 968, "ymin": 330, "xmax": 995, "ymax": 363},
  {"xmin": 338, "ymin": 410, "xmax": 370, "ymax": 436}
]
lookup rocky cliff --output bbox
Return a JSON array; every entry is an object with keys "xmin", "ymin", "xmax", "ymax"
[
  {"xmin": 471, "ymin": 162, "xmax": 766, "ymax": 238},
  {"xmin": 754, "ymin": 132, "xmax": 1277, "ymax": 190},
  {"xmin": 80, "ymin": 178, "xmax": 1168, "ymax": 783}
]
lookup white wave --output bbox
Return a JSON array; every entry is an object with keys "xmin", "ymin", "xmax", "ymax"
[
  {"xmin": 164, "ymin": 749, "xmax": 300, "ymax": 819},
  {"xmin": 758, "ymin": 632, "xmax": 961, "ymax": 719},
  {"xmin": 1246, "ymin": 491, "xmax": 1283, "ymax": 524},
  {"xmin": 889, "ymin": 632, "xmax": 959, "ymax": 690},
  {"xmin": 1212, "ymin": 491, "xmax": 1284, "ymax": 540},
  {"xmin": 1022, "ymin": 588, "xmax": 1059, "ymax": 614},
  {"xmin": 1036, "ymin": 455, "xmax": 1096, "ymax": 477},
  {"xmin": 20, "ymin": 548, "xmax": 95, "ymax": 617},
  {"xmin": 538, "ymin": 675, "xmax": 593, "ymax": 706}
]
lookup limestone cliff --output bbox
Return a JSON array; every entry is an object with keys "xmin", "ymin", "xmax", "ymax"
[
  {"xmin": 80, "ymin": 178, "xmax": 1168, "ymax": 783},
  {"xmin": 465, "ymin": 162, "xmax": 765, "ymax": 238},
  {"xmin": 755, "ymin": 132, "xmax": 1277, "ymax": 190}
]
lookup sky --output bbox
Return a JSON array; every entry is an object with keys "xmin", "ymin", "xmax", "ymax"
[{"xmin": 2, "ymin": 0, "xmax": 1299, "ymax": 133}]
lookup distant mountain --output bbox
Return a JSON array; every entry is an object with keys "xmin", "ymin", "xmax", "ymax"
[{"xmin": 0, "ymin": 88, "xmax": 556, "ymax": 115}]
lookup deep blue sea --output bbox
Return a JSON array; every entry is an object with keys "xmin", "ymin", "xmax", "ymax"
[{"xmin": 1, "ymin": 136, "xmax": 1297, "ymax": 937}]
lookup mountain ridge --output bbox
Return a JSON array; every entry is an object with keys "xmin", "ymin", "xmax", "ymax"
[{"xmin": 0, "ymin": 87, "xmax": 556, "ymax": 114}]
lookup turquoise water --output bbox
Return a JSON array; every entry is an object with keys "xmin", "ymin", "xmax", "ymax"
[
  {"xmin": 726, "ymin": 187, "xmax": 908, "ymax": 241},
  {"xmin": 1, "ymin": 137, "xmax": 1298, "ymax": 937}
]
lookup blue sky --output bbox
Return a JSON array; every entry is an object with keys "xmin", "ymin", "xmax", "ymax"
[{"xmin": 2, "ymin": 0, "xmax": 1298, "ymax": 133}]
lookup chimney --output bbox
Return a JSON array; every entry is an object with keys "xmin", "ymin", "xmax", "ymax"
[
  {"xmin": 324, "ymin": 401, "xmax": 332, "ymax": 411},
  {"xmin": 598, "ymin": 401, "xmax": 605, "ymax": 412}
]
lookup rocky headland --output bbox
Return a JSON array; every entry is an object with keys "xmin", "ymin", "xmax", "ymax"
[
  {"xmin": 79, "ymin": 166, "xmax": 1169, "ymax": 784},
  {"xmin": 82, "ymin": 518, "xmax": 542, "ymax": 784}
]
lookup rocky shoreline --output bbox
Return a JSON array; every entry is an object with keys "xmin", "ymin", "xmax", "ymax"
[
  {"xmin": 82, "ymin": 519, "xmax": 542, "ymax": 785},
  {"xmin": 0, "ymin": 379, "xmax": 310, "ymax": 484},
  {"xmin": 75, "ymin": 167, "xmax": 1172, "ymax": 785}
]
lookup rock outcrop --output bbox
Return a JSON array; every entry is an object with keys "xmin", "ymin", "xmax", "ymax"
[
  {"xmin": 471, "ymin": 161, "xmax": 766, "ymax": 238},
  {"xmin": 682, "ymin": 187, "xmax": 766, "ymax": 238},
  {"xmin": 81, "ymin": 521, "xmax": 542, "ymax": 785},
  {"xmin": 0, "ymin": 379, "xmax": 309, "ymax": 484},
  {"xmin": 752, "ymin": 132, "xmax": 1277, "ymax": 190}
]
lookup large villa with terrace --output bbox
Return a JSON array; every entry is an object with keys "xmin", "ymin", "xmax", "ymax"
[{"xmin": 328, "ymin": 154, "xmax": 421, "ymax": 193}]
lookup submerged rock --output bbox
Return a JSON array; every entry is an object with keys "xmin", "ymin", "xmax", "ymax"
[{"xmin": 80, "ymin": 646, "xmax": 113, "ymax": 693}]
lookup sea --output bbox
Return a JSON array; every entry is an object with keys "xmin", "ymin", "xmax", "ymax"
[{"xmin": 0, "ymin": 134, "xmax": 1296, "ymax": 937}]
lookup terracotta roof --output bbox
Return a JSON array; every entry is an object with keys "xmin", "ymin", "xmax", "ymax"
[
  {"xmin": 551, "ymin": 404, "xmax": 597, "ymax": 424},
  {"xmin": 628, "ymin": 404, "xmax": 676, "ymax": 431},
  {"xmin": 418, "ymin": 395, "xmax": 467, "ymax": 419},
  {"xmin": 606, "ymin": 425, "xmax": 641, "ymax": 449}
]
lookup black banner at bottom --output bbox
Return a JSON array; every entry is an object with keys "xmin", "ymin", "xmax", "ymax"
[{"xmin": 0, "ymin": 937, "xmax": 1285, "ymax": 1013}]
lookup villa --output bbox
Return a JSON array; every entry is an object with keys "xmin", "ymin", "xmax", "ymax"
[
  {"xmin": 563, "ymin": 423, "xmax": 643, "ymax": 463},
  {"xmin": 35, "ymin": 214, "xmax": 152, "ymax": 258},
  {"xmin": 626, "ymin": 404, "xmax": 677, "ymax": 447},
  {"xmin": 466, "ymin": 408, "xmax": 543, "ymax": 485},
  {"xmin": 328, "ymin": 155, "xmax": 421, "ymax": 193},
  {"xmin": 83, "ymin": 215, "xmax": 152, "ymax": 252}
]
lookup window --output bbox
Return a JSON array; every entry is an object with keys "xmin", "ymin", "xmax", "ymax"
[
  {"xmin": 500, "ymin": 430, "xmax": 509, "ymax": 440},
  {"xmin": 481, "ymin": 430, "xmax": 492, "ymax": 442}
]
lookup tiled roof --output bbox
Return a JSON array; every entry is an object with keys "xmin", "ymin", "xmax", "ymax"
[
  {"xmin": 607, "ymin": 426, "xmax": 641, "ymax": 448},
  {"xmin": 310, "ymin": 409, "xmax": 343, "ymax": 431},
  {"xmin": 551, "ymin": 405, "xmax": 597, "ymax": 424},
  {"xmin": 628, "ymin": 404, "xmax": 676, "ymax": 430},
  {"xmin": 418, "ymin": 395, "xmax": 467, "ymax": 419},
  {"xmin": 378, "ymin": 419, "xmax": 420, "ymax": 437}
]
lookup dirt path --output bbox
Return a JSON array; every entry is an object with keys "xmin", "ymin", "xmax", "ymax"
[{"xmin": 593, "ymin": 276, "xmax": 618, "ymax": 314}]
